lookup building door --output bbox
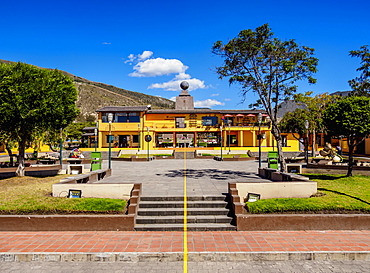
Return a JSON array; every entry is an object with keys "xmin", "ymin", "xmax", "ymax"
[{"xmin": 119, "ymin": 135, "xmax": 130, "ymax": 148}]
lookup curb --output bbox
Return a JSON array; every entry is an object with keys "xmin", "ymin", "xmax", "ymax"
[{"xmin": 1, "ymin": 251, "xmax": 370, "ymax": 262}]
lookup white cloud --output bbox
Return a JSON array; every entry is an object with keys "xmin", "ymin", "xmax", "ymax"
[
  {"xmin": 224, "ymin": 98, "xmax": 232, "ymax": 101},
  {"xmin": 211, "ymin": 93, "xmax": 219, "ymax": 97},
  {"xmin": 125, "ymin": 51, "xmax": 207, "ymax": 91},
  {"xmin": 149, "ymin": 77, "xmax": 205, "ymax": 91},
  {"xmin": 169, "ymin": 96, "xmax": 176, "ymax": 102},
  {"xmin": 102, "ymin": 42, "xmax": 111, "ymax": 45},
  {"xmin": 138, "ymin": 51, "xmax": 153, "ymax": 60},
  {"xmin": 129, "ymin": 58, "xmax": 188, "ymax": 77},
  {"xmin": 125, "ymin": 54, "xmax": 136, "ymax": 64},
  {"xmin": 194, "ymin": 99, "xmax": 225, "ymax": 108}
]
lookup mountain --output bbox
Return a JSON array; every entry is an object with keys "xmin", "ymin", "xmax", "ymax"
[{"xmin": 0, "ymin": 60, "xmax": 175, "ymax": 121}]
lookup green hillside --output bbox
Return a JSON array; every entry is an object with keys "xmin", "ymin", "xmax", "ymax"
[{"xmin": 0, "ymin": 60, "xmax": 175, "ymax": 121}]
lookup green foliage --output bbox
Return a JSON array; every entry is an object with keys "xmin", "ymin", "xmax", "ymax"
[
  {"xmin": 279, "ymin": 108, "xmax": 309, "ymax": 138},
  {"xmin": 64, "ymin": 122, "xmax": 95, "ymax": 141},
  {"xmin": 348, "ymin": 45, "xmax": 370, "ymax": 95},
  {"xmin": 246, "ymin": 174, "xmax": 370, "ymax": 213},
  {"xmin": 293, "ymin": 92, "xmax": 338, "ymax": 133},
  {"xmin": 323, "ymin": 96, "xmax": 370, "ymax": 138},
  {"xmin": 212, "ymin": 23, "xmax": 318, "ymax": 171},
  {"xmin": 323, "ymin": 96, "xmax": 370, "ymax": 176},
  {"xmin": 0, "ymin": 62, "xmax": 79, "ymax": 174}
]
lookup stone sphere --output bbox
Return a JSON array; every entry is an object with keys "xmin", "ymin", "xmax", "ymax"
[
  {"xmin": 332, "ymin": 156, "xmax": 341, "ymax": 163},
  {"xmin": 180, "ymin": 81, "xmax": 189, "ymax": 90}
]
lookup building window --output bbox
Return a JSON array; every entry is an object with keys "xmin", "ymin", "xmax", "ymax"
[
  {"xmin": 176, "ymin": 117, "xmax": 186, "ymax": 128},
  {"xmin": 102, "ymin": 112, "xmax": 140, "ymax": 123},
  {"xmin": 202, "ymin": 116, "xmax": 218, "ymax": 126}
]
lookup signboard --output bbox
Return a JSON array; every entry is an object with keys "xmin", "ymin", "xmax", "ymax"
[
  {"xmin": 145, "ymin": 135, "xmax": 152, "ymax": 142},
  {"xmin": 68, "ymin": 189, "xmax": 82, "ymax": 198}
]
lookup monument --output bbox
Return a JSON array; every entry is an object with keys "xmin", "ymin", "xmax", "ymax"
[{"xmin": 176, "ymin": 81, "xmax": 194, "ymax": 110}]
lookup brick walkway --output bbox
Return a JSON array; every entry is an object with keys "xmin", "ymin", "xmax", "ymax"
[{"xmin": 1, "ymin": 230, "xmax": 369, "ymax": 254}]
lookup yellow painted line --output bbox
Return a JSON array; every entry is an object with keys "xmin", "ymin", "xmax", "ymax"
[{"xmin": 183, "ymin": 149, "xmax": 188, "ymax": 273}]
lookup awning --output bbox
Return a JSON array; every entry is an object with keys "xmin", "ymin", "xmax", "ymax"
[
  {"xmin": 262, "ymin": 114, "xmax": 269, "ymax": 117},
  {"xmin": 224, "ymin": 114, "xmax": 233, "ymax": 117},
  {"xmin": 82, "ymin": 133, "xmax": 95, "ymax": 137},
  {"xmin": 236, "ymin": 114, "xmax": 244, "ymax": 117},
  {"xmin": 246, "ymin": 114, "xmax": 255, "ymax": 117}
]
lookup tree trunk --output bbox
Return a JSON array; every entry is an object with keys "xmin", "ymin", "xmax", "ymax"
[
  {"xmin": 311, "ymin": 128, "xmax": 316, "ymax": 157},
  {"xmin": 5, "ymin": 143, "xmax": 14, "ymax": 167},
  {"xmin": 271, "ymin": 124, "xmax": 286, "ymax": 172},
  {"xmin": 16, "ymin": 141, "xmax": 26, "ymax": 177},
  {"xmin": 346, "ymin": 136, "xmax": 355, "ymax": 177}
]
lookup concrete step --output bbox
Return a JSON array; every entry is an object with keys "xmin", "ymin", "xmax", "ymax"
[
  {"xmin": 137, "ymin": 207, "xmax": 230, "ymax": 216},
  {"xmin": 134, "ymin": 223, "xmax": 236, "ymax": 231},
  {"xmin": 136, "ymin": 215, "xmax": 232, "ymax": 224},
  {"xmin": 135, "ymin": 195, "xmax": 235, "ymax": 231},
  {"xmin": 138, "ymin": 201, "xmax": 227, "ymax": 208},
  {"xmin": 140, "ymin": 195, "xmax": 226, "ymax": 202}
]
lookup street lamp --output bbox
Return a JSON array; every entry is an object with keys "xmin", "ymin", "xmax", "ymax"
[
  {"xmin": 94, "ymin": 128, "xmax": 98, "ymax": 152},
  {"xmin": 138, "ymin": 124, "xmax": 140, "ymax": 152},
  {"xmin": 220, "ymin": 126, "xmax": 223, "ymax": 161},
  {"xmin": 95, "ymin": 121, "xmax": 98, "ymax": 151},
  {"xmin": 304, "ymin": 120, "xmax": 309, "ymax": 164},
  {"xmin": 108, "ymin": 113, "xmax": 113, "ymax": 169},
  {"xmin": 228, "ymin": 122, "xmax": 231, "ymax": 153},
  {"xmin": 59, "ymin": 128, "xmax": 63, "ymax": 166},
  {"xmin": 146, "ymin": 127, "xmax": 150, "ymax": 161},
  {"xmin": 258, "ymin": 113, "xmax": 262, "ymax": 169}
]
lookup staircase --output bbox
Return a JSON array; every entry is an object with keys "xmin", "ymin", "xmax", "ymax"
[{"xmin": 134, "ymin": 195, "xmax": 236, "ymax": 231}]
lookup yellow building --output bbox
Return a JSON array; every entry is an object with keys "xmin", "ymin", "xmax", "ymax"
[
  {"xmin": 93, "ymin": 109, "xmax": 299, "ymax": 153},
  {"xmin": 87, "ymin": 84, "xmax": 300, "ymax": 153}
]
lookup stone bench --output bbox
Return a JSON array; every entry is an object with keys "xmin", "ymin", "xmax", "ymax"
[
  {"xmin": 271, "ymin": 171, "xmax": 309, "ymax": 182},
  {"xmin": 60, "ymin": 168, "xmax": 111, "ymax": 184},
  {"xmin": 258, "ymin": 167, "xmax": 278, "ymax": 180}
]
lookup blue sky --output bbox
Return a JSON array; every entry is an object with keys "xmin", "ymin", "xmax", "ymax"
[{"xmin": 1, "ymin": 0, "xmax": 369, "ymax": 109}]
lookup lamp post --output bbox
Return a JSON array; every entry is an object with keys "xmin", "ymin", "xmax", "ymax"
[
  {"xmin": 94, "ymin": 128, "xmax": 97, "ymax": 152},
  {"xmin": 258, "ymin": 113, "xmax": 262, "ymax": 169},
  {"xmin": 304, "ymin": 120, "xmax": 309, "ymax": 164},
  {"xmin": 138, "ymin": 124, "xmax": 140, "ymax": 152},
  {"xmin": 95, "ymin": 121, "xmax": 98, "ymax": 151},
  {"xmin": 59, "ymin": 128, "xmax": 63, "ymax": 166},
  {"xmin": 108, "ymin": 113, "xmax": 113, "ymax": 169},
  {"xmin": 147, "ymin": 127, "xmax": 150, "ymax": 161},
  {"xmin": 220, "ymin": 126, "xmax": 223, "ymax": 161},
  {"xmin": 228, "ymin": 122, "xmax": 231, "ymax": 153}
]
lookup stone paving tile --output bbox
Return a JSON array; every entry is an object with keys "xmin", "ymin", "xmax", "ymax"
[{"xmin": 0, "ymin": 230, "xmax": 369, "ymax": 253}]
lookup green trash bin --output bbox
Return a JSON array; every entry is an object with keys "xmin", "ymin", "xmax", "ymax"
[
  {"xmin": 267, "ymin": 151, "xmax": 279, "ymax": 169},
  {"xmin": 91, "ymin": 152, "xmax": 102, "ymax": 171}
]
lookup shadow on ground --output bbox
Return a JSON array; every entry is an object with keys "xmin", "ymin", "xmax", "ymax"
[{"xmin": 156, "ymin": 169, "xmax": 258, "ymax": 180}]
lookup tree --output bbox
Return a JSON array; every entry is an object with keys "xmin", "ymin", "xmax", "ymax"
[
  {"xmin": 279, "ymin": 108, "xmax": 310, "ymax": 160},
  {"xmin": 323, "ymin": 96, "xmax": 370, "ymax": 176},
  {"xmin": 212, "ymin": 24, "xmax": 318, "ymax": 171},
  {"xmin": 348, "ymin": 45, "xmax": 370, "ymax": 95},
  {"xmin": 293, "ymin": 92, "xmax": 338, "ymax": 157},
  {"xmin": 0, "ymin": 62, "xmax": 79, "ymax": 176}
]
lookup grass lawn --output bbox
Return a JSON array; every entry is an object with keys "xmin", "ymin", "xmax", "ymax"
[
  {"xmin": 246, "ymin": 174, "xmax": 370, "ymax": 214},
  {"xmin": 0, "ymin": 175, "xmax": 127, "ymax": 215},
  {"xmin": 119, "ymin": 154, "xmax": 172, "ymax": 158},
  {"xmin": 200, "ymin": 154, "xmax": 250, "ymax": 158}
]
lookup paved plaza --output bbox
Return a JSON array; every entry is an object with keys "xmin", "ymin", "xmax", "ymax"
[
  {"xmin": 102, "ymin": 158, "xmax": 270, "ymax": 196},
  {"xmin": 1, "ymin": 158, "xmax": 370, "ymax": 272}
]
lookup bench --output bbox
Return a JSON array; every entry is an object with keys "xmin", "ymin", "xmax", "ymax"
[{"xmin": 271, "ymin": 171, "xmax": 309, "ymax": 182}]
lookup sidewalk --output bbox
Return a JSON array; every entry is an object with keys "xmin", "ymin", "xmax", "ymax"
[
  {"xmin": 1, "ymin": 230, "xmax": 370, "ymax": 262},
  {"xmin": 1, "ymin": 159, "xmax": 370, "ymax": 265}
]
